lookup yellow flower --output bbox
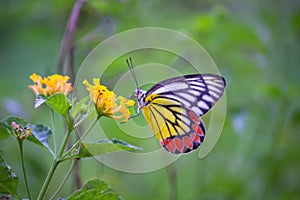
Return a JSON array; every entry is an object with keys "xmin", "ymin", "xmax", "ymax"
[
  {"xmin": 83, "ymin": 78, "xmax": 135, "ymax": 122},
  {"xmin": 28, "ymin": 73, "xmax": 73, "ymax": 96}
]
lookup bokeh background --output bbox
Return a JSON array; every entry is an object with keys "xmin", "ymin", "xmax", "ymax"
[{"xmin": 1, "ymin": 0, "xmax": 300, "ymax": 199}]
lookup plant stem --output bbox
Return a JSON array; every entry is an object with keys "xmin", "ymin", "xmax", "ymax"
[
  {"xmin": 73, "ymin": 159, "xmax": 82, "ymax": 189},
  {"xmin": 37, "ymin": 159, "xmax": 59, "ymax": 200},
  {"xmin": 57, "ymin": 0, "xmax": 86, "ymax": 74},
  {"xmin": 50, "ymin": 109, "xmax": 57, "ymax": 154},
  {"xmin": 50, "ymin": 159, "xmax": 75, "ymax": 199},
  {"xmin": 58, "ymin": 120, "xmax": 73, "ymax": 157},
  {"xmin": 18, "ymin": 141, "xmax": 32, "ymax": 200},
  {"xmin": 37, "ymin": 120, "xmax": 73, "ymax": 200},
  {"xmin": 62, "ymin": 117, "xmax": 98, "ymax": 158}
]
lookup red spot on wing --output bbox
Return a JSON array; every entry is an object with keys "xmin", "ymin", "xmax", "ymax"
[
  {"xmin": 173, "ymin": 138, "xmax": 184, "ymax": 153},
  {"xmin": 161, "ymin": 139, "xmax": 175, "ymax": 153},
  {"xmin": 190, "ymin": 133, "xmax": 200, "ymax": 143},
  {"xmin": 188, "ymin": 111, "xmax": 200, "ymax": 123},
  {"xmin": 183, "ymin": 136, "xmax": 193, "ymax": 149},
  {"xmin": 192, "ymin": 123, "xmax": 204, "ymax": 136}
]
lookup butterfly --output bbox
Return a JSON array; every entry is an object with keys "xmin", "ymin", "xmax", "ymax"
[{"xmin": 127, "ymin": 58, "xmax": 226, "ymax": 154}]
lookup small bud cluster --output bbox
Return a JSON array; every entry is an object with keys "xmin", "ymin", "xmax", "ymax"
[{"xmin": 11, "ymin": 121, "xmax": 32, "ymax": 140}]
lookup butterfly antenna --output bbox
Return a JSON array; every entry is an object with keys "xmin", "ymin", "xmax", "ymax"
[{"xmin": 126, "ymin": 57, "xmax": 139, "ymax": 88}]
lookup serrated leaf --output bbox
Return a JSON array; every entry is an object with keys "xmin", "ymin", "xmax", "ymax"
[
  {"xmin": 3, "ymin": 116, "xmax": 28, "ymax": 138},
  {"xmin": 3, "ymin": 117, "xmax": 54, "ymax": 155},
  {"xmin": 0, "ymin": 122, "xmax": 11, "ymax": 140},
  {"xmin": 0, "ymin": 151, "xmax": 20, "ymax": 199},
  {"xmin": 78, "ymin": 139, "xmax": 143, "ymax": 158},
  {"xmin": 28, "ymin": 124, "xmax": 54, "ymax": 156},
  {"xmin": 4, "ymin": 116, "xmax": 27, "ymax": 127},
  {"xmin": 46, "ymin": 93, "xmax": 71, "ymax": 116},
  {"xmin": 66, "ymin": 179, "xmax": 121, "ymax": 200},
  {"xmin": 34, "ymin": 94, "xmax": 47, "ymax": 108}
]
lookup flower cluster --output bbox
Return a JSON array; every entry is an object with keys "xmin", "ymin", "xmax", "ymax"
[
  {"xmin": 11, "ymin": 121, "xmax": 32, "ymax": 140},
  {"xmin": 83, "ymin": 78, "xmax": 135, "ymax": 122},
  {"xmin": 28, "ymin": 73, "xmax": 73, "ymax": 96}
]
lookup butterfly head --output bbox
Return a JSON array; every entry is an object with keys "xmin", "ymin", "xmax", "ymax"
[
  {"xmin": 134, "ymin": 88, "xmax": 142, "ymax": 98},
  {"xmin": 134, "ymin": 88, "xmax": 147, "ymax": 109},
  {"xmin": 126, "ymin": 57, "xmax": 148, "ymax": 112}
]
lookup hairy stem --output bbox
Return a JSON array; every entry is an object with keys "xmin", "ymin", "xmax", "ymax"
[
  {"xmin": 18, "ymin": 141, "xmax": 32, "ymax": 200},
  {"xmin": 37, "ymin": 159, "xmax": 59, "ymax": 200},
  {"xmin": 50, "ymin": 159, "xmax": 75, "ymax": 199},
  {"xmin": 37, "ymin": 119, "xmax": 73, "ymax": 200},
  {"xmin": 62, "ymin": 117, "xmax": 98, "ymax": 158},
  {"xmin": 50, "ymin": 109, "xmax": 57, "ymax": 154}
]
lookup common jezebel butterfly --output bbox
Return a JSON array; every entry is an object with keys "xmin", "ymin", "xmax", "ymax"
[{"xmin": 127, "ymin": 58, "xmax": 226, "ymax": 154}]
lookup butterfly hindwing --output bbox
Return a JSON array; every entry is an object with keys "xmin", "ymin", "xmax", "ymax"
[
  {"xmin": 142, "ymin": 95, "xmax": 206, "ymax": 154},
  {"xmin": 141, "ymin": 74, "xmax": 226, "ymax": 154},
  {"xmin": 160, "ymin": 109, "xmax": 206, "ymax": 154}
]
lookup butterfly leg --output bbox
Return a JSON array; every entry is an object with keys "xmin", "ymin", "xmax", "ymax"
[
  {"xmin": 128, "ymin": 113, "xmax": 140, "ymax": 120},
  {"xmin": 127, "ymin": 105, "xmax": 144, "ymax": 120},
  {"xmin": 120, "ymin": 113, "xmax": 140, "ymax": 124}
]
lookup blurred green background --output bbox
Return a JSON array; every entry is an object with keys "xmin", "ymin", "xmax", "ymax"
[{"xmin": 1, "ymin": 0, "xmax": 300, "ymax": 199}]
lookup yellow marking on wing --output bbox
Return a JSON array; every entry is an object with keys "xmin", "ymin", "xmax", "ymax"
[
  {"xmin": 169, "ymin": 106, "xmax": 182, "ymax": 114},
  {"xmin": 142, "ymin": 95, "xmax": 188, "ymax": 141},
  {"xmin": 145, "ymin": 94, "xmax": 180, "ymax": 106},
  {"xmin": 177, "ymin": 117, "xmax": 189, "ymax": 133}
]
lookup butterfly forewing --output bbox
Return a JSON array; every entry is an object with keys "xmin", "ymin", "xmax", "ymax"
[
  {"xmin": 141, "ymin": 74, "xmax": 226, "ymax": 154},
  {"xmin": 146, "ymin": 74, "xmax": 226, "ymax": 116}
]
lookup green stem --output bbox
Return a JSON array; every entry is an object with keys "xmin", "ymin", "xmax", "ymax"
[
  {"xmin": 50, "ymin": 109, "xmax": 57, "ymax": 154},
  {"xmin": 18, "ymin": 141, "xmax": 32, "ymax": 200},
  {"xmin": 58, "ymin": 118, "xmax": 73, "ymax": 158},
  {"xmin": 37, "ymin": 159, "xmax": 59, "ymax": 200},
  {"xmin": 58, "ymin": 155, "xmax": 76, "ymax": 163},
  {"xmin": 37, "ymin": 118, "xmax": 73, "ymax": 200},
  {"xmin": 50, "ymin": 159, "xmax": 75, "ymax": 200},
  {"xmin": 62, "ymin": 117, "xmax": 98, "ymax": 158}
]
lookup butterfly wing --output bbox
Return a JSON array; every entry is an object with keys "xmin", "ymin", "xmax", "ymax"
[{"xmin": 141, "ymin": 74, "xmax": 226, "ymax": 154}]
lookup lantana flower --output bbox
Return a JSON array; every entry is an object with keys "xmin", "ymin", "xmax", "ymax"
[
  {"xmin": 11, "ymin": 121, "xmax": 32, "ymax": 140},
  {"xmin": 83, "ymin": 78, "xmax": 135, "ymax": 122},
  {"xmin": 28, "ymin": 73, "xmax": 73, "ymax": 96}
]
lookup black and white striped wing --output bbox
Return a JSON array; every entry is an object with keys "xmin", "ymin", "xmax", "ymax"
[{"xmin": 145, "ymin": 74, "xmax": 226, "ymax": 117}]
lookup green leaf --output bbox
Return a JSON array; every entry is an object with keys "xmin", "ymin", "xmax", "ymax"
[
  {"xmin": 78, "ymin": 139, "xmax": 143, "ymax": 158},
  {"xmin": 4, "ymin": 116, "xmax": 27, "ymax": 127},
  {"xmin": 72, "ymin": 96, "xmax": 95, "ymax": 126},
  {"xmin": 3, "ymin": 116, "xmax": 28, "ymax": 138},
  {"xmin": 71, "ymin": 96, "xmax": 89, "ymax": 118},
  {"xmin": 66, "ymin": 179, "xmax": 122, "ymax": 200},
  {"xmin": 46, "ymin": 93, "xmax": 71, "ymax": 116},
  {"xmin": 27, "ymin": 124, "xmax": 54, "ymax": 156},
  {"xmin": 3, "ymin": 117, "xmax": 54, "ymax": 155},
  {"xmin": 0, "ymin": 121, "xmax": 11, "ymax": 140},
  {"xmin": 0, "ymin": 151, "xmax": 20, "ymax": 199}
]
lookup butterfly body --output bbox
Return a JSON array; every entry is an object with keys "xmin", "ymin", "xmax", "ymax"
[{"xmin": 133, "ymin": 74, "xmax": 226, "ymax": 154}]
